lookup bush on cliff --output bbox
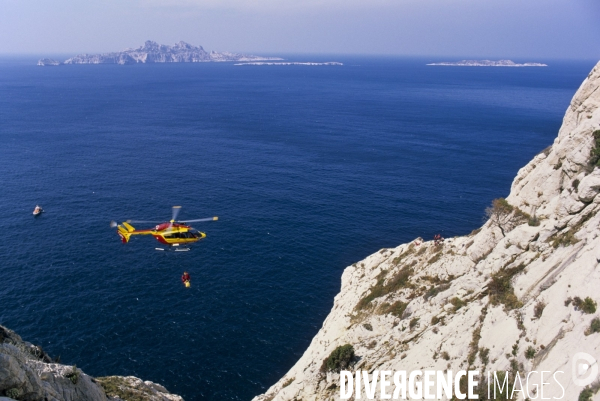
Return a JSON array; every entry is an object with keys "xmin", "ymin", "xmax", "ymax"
[
  {"xmin": 485, "ymin": 198, "xmax": 529, "ymax": 237},
  {"xmin": 570, "ymin": 296, "xmax": 598, "ymax": 314},
  {"xmin": 378, "ymin": 300, "xmax": 408, "ymax": 318},
  {"xmin": 96, "ymin": 376, "xmax": 154, "ymax": 401},
  {"xmin": 355, "ymin": 266, "xmax": 413, "ymax": 310},
  {"xmin": 589, "ymin": 130, "xmax": 600, "ymax": 168},
  {"xmin": 578, "ymin": 381, "xmax": 600, "ymax": 401},
  {"xmin": 585, "ymin": 317, "xmax": 600, "ymax": 336},
  {"xmin": 320, "ymin": 344, "xmax": 355, "ymax": 373},
  {"xmin": 525, "ymin": 346, "xmax": 536, "ymax": 359},
  {"xmin": 65, "ymin": 365, "xmax": 80, "ymax": 384},
  {"xmin": 488, "ymin": 265, "xmax": 525, "ymax": 310},
  {"xmin": 5, "ymin": 388, "xmax": 22, "ymax": 400}
]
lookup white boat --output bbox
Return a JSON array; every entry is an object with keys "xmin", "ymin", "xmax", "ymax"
[{"xmin": 33, "ymin": 205, "xmax": 43, "ymax": 216}]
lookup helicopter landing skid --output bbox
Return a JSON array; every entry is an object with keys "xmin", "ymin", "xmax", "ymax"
[{"xmin": 155, "ymin": 247, "xmax": 191, "ymax": 252}]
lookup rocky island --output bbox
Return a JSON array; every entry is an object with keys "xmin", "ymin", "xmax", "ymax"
[
  {"xmin": 254, "ymin": 62, "xmax": 600, "ymax": 401},
  {"xmin": 37, "ymin": 40, "xmax": 282, "ymax": 66},
  {"xmin": 234, "ymin": 62, "xmax": 343, "ymax": 66},
  {"xmin": 37, "ymin": 59, "xmax": 62, "ymax": 66},
  {"xmin": 0, "ymin": 325, "xmax": 183, "ymax": 401},
  {"xmin": 427, "ymin": 59, "xmax": 547, "ymax": 67}
]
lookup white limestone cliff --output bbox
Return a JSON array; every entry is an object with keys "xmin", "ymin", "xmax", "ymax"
[{"xmin": 253, "ymin": 62, "xmax": 600, "ymax": 401}]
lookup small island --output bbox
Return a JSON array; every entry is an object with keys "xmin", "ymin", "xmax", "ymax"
[
  {"xmin": 427, "ymin": 59, "xmax": 547, "ymax": 67},
  {"xmin": 37, "ymin": 58, "xmax": 62, "ymax": 66},
  {"xmin": 38, "ymin": 40, "xmax": 283, "ymax": 66},
  {"xmin": 235, "ymin": 62, "xmax": 343, "ymax": 66}
]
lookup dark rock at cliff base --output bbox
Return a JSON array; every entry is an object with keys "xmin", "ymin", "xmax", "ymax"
[{"xmin": 0, "ymin": 324, "xmax": 183, "ymax": 401}]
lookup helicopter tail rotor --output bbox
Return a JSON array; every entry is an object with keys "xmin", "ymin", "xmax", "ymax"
[{"xmin": 110, "ymin": 222, "xmax": 134, "ymax": 243}]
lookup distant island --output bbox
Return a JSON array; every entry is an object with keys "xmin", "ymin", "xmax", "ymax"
[
  {"xmin": 235, "ymin": 62, "xmax": 343, "ymax": 66},
  {"xmin": 427, "ymin": 59, "xmax": 547, "ymax": 67},
  {"xmin": 37, "ymin": 40, "xmax": 283, "ymax": 66}
]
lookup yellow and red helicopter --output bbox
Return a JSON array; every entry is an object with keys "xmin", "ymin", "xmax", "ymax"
[{"xmin": 110, "ymin": 206, "xmax": 218, "ymax": 250}]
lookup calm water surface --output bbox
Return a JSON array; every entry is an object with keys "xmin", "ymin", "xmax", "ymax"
[{"xmin": 0, "ymin": 56, "xmax": 594, "ymax": 400}]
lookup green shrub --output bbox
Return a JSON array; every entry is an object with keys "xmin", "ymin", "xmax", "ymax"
[
  {"xmin": 409, "ymin": 317, "xmax": 419, "ymax": 329},
  {"xmin": 362, "ymin": 323, "xmax": 373, "ymax": 331},
  {"xmin": 441, "ymin": 351, "xmax": 450, "ymax": 360},
  {"xmin": 479, "ymin": 347, "xmax": 490, "ymax": 365},
  {"xmin": 525, "ymin": 346, "xmax": 536, "ymax": 359},
  {"xmin": 534, "ymin": 301, "xmax": 546, "ymax": 318},
  {"xmin": 573, "ymin": 179, "xmax": 580, "ymax": 191},
  {"xmin": 551, "ymin": 229, "xmax": 579, "ymax": 248},
  {"xmin": 488, "ymin": 371, "xmax": 515, "ymax": 400},
  {"xmin": 450, "ymin": 297, "xmax": 467, "ymax": 312},
  {"xmin": 321, "ymin": 344, "xmax": 355, "ymax": 372},
  {"xmin": 573, "ymin": 297, "xmax": 597, "ymax": 314},
  {"xmin": 528, "ymin": 216, "xmax": 540, "ymax": 226},
  {"xmin": 355, "ymin": 267, "xmax": 413, "ymax": 310},
  {"xmin": 510, "ymin": 358, "xmax": 520, "ymax": 374},
  {"xmin": 96, "ymin": 376, "xmax": 154, "ymax": 401},
  {"xmin": 579, "ymin": 380, "xmax": 600, "ymax": 401},
  {"xmin": 589, "ymin": 130, "xmax": 600, "ymax": 168},
  {"xmin": 582, "ymin": 297, "xmax": 597, "ymax": 314},
  {"xmin": 65, "ymin": 365, "xmax": 80, "ymax": 384},
  {"xmin": 423, "ymin": 283, "xmax": 451, "ymax": 300},
  {"xmin": 467, "ymin": 327, "xmax": 482, "ymax": 365},
  {"xmin": 486, "ymin": 198, "xmax": 527, "ymax": 237},
  {"xmin": 5, "ymin": 388, "xmax": 22, "ymax": 400},
  {"xmin": 488, "ymin": 265, "xmax": 525, "ymax": 310},
  {"xmin": 431, "ymin": 316, "xmax": 440, "ymax": 325},
  {"xmin": 579, "ymin": 387, "xmax": 594, "ymax": 401},
  {"xmin": 379, "ymin": 301, "xmax": 407, "ymax": 318},
  {"xmin": 588, "ymin": 317, "xmax": 600, "ymax": 335}
]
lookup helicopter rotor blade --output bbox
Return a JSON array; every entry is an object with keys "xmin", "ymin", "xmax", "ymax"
[
  {"xmin": 126, "ymin": 220, "xmax": 161, "ymax": 224},
  {"xmin": 171, "ymin": 206, "xmax": 182, "ymax": 222},
  {"xmin": 110, "ymin": 221, "xmax": 118, "ymax": 228},
  {"xmin": 179, "ymin": 217, "xmax": 219, "ymax": 223}
]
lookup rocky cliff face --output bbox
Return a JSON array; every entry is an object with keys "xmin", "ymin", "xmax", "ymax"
[
  {"xmin": 253, "ymin": 62, "xmax": 600, "ymax": 401},
  {"xmin": 55, "ymin": 40, "xmax": 281, "ymax": 65},
  {"xmin": 0, "ymin": 325, "xmax": 183, "ymax": 401}
]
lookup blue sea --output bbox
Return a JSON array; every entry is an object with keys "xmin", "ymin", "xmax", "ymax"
[{"xmin": 0, "ymin": 56, "xmax": 594, "ymax": 400}]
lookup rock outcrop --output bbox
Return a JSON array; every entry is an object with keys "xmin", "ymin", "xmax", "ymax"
[
  {"xmin": 253, "ymin": 62, "xmax": 600, "ymax": 400},
  {"xmin": 44, "ymin": 40, "xmax": 282, "ymax": 65},
  {"xmin": 0, "ymin": 325, "xmax": 182, "ymax": 401}
]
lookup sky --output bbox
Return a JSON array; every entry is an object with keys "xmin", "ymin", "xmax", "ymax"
[{"xmin": 1, "ymin": 0, "xmax": 600, "ymax": 59}]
